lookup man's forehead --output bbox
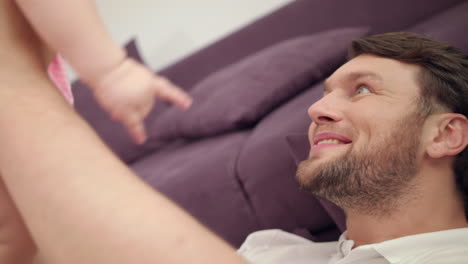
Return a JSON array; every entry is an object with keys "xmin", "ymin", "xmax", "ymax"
[
  {"xmin": 325, "ymin": 70, "xmax": 383, "ymax": 88},
  {"xmin": 324, "ymin": 55, "xmax": 420, "ymax": 92}
]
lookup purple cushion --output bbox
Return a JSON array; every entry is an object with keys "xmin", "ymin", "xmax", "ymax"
[
  {"xmin": 148, "ymin": 27, "xmax": 370, "ymax": 141},
  {"xmin": 408, "ymin": 1, "xmax": 468, "ymax": 53}
]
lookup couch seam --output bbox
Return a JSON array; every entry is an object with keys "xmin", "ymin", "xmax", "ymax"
[{"xmin": 230, "ymin": 131, "xmax": 263, "ymax": 230}]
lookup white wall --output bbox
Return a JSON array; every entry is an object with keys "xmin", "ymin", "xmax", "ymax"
[{"xmin": 95, "ymin": 0, "xmax": 293, "ymax": 71}]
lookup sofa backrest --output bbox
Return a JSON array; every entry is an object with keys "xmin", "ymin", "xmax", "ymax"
[{"xmin": 159, "ymin": 0, "xmax": 463, "ymax": 89}]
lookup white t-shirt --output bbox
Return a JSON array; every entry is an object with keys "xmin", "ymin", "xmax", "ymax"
[{"xmin": 238, "ymin": 228, "xmax": 468, "ymax": 264}]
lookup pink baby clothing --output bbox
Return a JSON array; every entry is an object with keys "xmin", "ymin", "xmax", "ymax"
[{"xmin": 48, "ymin": 55, "xmax": 74, "ymax": 105}]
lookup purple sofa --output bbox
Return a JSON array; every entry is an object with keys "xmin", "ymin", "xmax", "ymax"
[{"xmin": 72, "ymin": 0, "xmax": 468, "ymax": 247}]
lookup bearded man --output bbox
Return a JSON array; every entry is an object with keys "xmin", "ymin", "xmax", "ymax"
[{"xmin": 239, "ymin": 32, "xmax": 468, "ymax": 263}]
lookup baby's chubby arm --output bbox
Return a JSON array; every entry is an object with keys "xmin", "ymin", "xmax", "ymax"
[
  {"xmin": 15, "ymin": 0, "xmax": 192, "ymax": 144},
  {"xmin": 15, "ymin": 0, "xmax": 124, "ymax": 84}
]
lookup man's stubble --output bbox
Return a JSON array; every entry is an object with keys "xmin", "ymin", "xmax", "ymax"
[{"xmin": 296, "ymin": 111, "xmax": 425, "ymax": 217}]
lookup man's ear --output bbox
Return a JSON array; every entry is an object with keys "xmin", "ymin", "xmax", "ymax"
[{"xmin": 426, "ymin": 113, "xmax": 468, "ymax": 159}]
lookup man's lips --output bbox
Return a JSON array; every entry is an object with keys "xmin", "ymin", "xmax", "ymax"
[{"xmin": 312, "ymin": 132, "xmax": 352, "ymax": 150}]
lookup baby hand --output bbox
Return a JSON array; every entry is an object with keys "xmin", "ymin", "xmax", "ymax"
[{"xmin": 91, "ymin": 58, "xmax": 192, "ymax": 144}]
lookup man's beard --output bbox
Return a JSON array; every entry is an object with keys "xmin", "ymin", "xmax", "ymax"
[{"xmin": 296, "ymin": 112, "xmax": 424, "ymax": 216}]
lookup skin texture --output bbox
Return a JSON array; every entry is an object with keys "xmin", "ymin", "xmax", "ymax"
[
  {"xmin": 0, "ymin": 1, "xmax": 47, "ymax": 262},
  {"xmin": 14, "ymin": 0, "xmax": 192, "ymax": 144},
  {"xmin": 0, "ymin": 176, "xmax": 36, "ymax": 264},
  {"xmin": 298, "ymin": 55, "xmax": 468, "ymax": 246}
]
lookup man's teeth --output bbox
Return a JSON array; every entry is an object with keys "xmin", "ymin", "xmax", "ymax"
[{"xmin": 317, "ymin": 139, "xmax": 344, "ymax": 145}]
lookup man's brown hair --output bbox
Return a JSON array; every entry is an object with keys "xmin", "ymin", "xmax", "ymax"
[{"xmin": 348, "ymin": 32, "xmax": 468, "ymax": 218}]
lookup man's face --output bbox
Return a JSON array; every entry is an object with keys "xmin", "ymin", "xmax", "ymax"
[{"xmin": 296, "ymin": 54, "xmax": 427, "ymax": 215}]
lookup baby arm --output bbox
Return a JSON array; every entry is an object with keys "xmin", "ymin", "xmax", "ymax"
[
  {"xmin": 15, "ymin": 0, "xmax": 192, "ymax": 144},
  {"xmin": 14, "ymin": 0, "xmax": 125, "ymax": 84}
]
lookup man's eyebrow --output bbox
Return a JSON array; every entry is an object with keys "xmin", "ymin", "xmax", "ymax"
[
  {"xmin": 324, "ymin": 71, "xmax": 383, "ymax": 93},
  {"xmin": 346, "ymin": 71, "xmax": 383, "ymax": 82}
]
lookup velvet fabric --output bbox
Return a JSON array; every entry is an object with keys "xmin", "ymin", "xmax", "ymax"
[
  {"xmin": 409, "ymin": 1, "xmax": 468, "ymax": 53},
  {"xmin": 148, "ymin": 28, "xmax": 369, "ymax": 140}
]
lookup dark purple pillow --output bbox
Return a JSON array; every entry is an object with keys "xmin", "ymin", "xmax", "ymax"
[
  {"xmin": 147, "ymin": 27, "xmax": 370, "ymax": 141},
  {"xmin": 408, "ymin": 1, "xmax": 468, "ymax": 53}
]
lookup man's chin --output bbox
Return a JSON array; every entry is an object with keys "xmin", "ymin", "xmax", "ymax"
[{"xmin": 295, "ymin": 158, "xmax": 322, "ymax": 188}]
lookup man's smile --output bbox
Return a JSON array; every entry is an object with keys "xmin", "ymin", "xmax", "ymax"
[{"xmin": 311, "ymin": 132, "xmax": 352, "ymax": 152}]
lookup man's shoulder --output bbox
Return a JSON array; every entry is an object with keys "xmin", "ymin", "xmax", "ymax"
[
  {"xmin": 238, "ymin": 229, "xmax": 338, "ymax": 264},
  {"xmin": 240, "ymin": 229, "xmax": 331, "ymax": 248},
  {"xmin": 370, "ymin": 227, "xmax": 468, "ymax": 264}
]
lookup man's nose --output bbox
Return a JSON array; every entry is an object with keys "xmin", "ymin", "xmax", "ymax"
[{"xmin": 307, "ymin": 94, "xmax": 342, "ymax": 125}]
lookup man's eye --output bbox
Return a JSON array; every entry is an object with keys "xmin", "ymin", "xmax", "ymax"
[{"xmin": 356, "ymin": 85, "xmax": 372, "ymax": 95}]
